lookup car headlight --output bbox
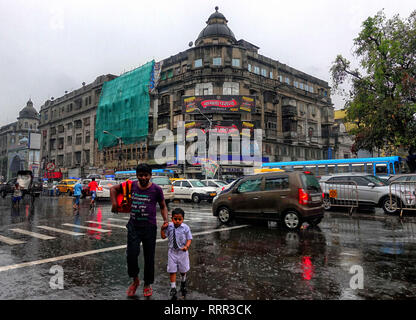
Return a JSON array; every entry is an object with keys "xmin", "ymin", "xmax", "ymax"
[{"xmin": 213, "ymin": 195, "xmax": 219, "ymax": 203}]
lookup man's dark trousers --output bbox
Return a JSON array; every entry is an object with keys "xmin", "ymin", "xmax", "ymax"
[{"xmin": 126, "ymin": 222, "xmax": 157, "ymax": 285}]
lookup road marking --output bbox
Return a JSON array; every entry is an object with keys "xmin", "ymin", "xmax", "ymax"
[
  {"xmin": 37, "ymin": 226, "xmax": 84, "ymax": 236},
  {"xmin": 9, "ymin": 229, "xmax": 55, "ymax": 240},
  {"xmin": 0, "ymin": 224, "xmax": 249, "ymax": 273},
  {"xmin": 0, "ymin": 235, "xmax": 25, "ymax": 245},
  {"xmin": 108, "ymin": 218, "xmax": 130, "ymax": 223},
  {"xmin": 85, "ymin": 221, "xmax": 126, "ymax": 229},
  {"xmin": 62, "ymin": 224, "xmax": 111, "ymax": 233}
]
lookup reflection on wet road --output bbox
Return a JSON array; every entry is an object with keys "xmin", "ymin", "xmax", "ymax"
[{"xmin": 0, "ymin": 195, "xmax": 416, "ymax": 300}]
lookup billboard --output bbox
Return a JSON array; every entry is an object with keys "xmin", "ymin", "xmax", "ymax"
[
  {"xmin": 29, "ymin": 132, "xmax": 41, "ymax": 150},
  {"xmin": 183, "ymin": 95, "xmax": 255, "ymax": 114},
  {"xmin": 184, "ymin": 120, "xmax": 255, "ymax": 139}
]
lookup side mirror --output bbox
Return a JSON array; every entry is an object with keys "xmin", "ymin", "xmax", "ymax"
[{"xmin": 368, "ymin": 183, "xmax": 375, "ymax": 188}]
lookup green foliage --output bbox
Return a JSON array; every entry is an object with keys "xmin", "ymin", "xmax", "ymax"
[{"xmin": 331, "ymin": 10, "xmax": 416, "ymax": 155}]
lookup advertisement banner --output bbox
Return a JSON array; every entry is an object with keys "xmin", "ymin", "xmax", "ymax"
[
  {"xmin": 185, "ymin": 120, "xmax": 255, "ymax": 139},
  {"xmin": 183, "ymin": 95, "xmax": 255, "ymax": 114}
]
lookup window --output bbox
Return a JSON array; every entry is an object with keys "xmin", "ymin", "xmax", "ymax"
[
  {"xmin": 324, "ymin": 90, "xmax": 328, "ymax": 96},
  {"xmin": 254, "ymin": 66, "xmax": 260, "ymax": 74},
  {"xmin": 167, "ymin": 69, "xmax": 173, "ymax": 78},
  {"xmin": 25, "ymin": 122, "xmax": 28, "ymax": 128},
  {"xmin": 175, "ymin": 67, "xmax": 181, "ymax": 75},
  {"xmin": 248, "ymin": 64, "xmax": 252, "ymax": 72},
  {"xmin": 285, "ymin": 77, "xmax": 290, "ymax": 85},
  {"xmin": 195, "ymin": 83, "xmax": 213, "ymax": 96},
  {"xmin": 85, "ymin": 135, "xmax": 90, "ymax": 143},
  {"xmin": 194, "ymin": 59, "xmax": 203, "ymax": 68},
  {"xmin": 300, "ymin": 83, "xmax": 304, "ymax": 90},
  {"xmin": 309, "ymin": 86, "xmax": 314, "ymax": 93},
  {"xmin": 305, "ymin": 84, "xmax": 309, "ymax": 91},
  {"xmin": 67, "ymin": 123, "xmax": 73, "ymax": 130},
  {"xmin": 269, "ymin": 71, "xmax": 273, "ymax": 79},
  {"xmin": 67, "ymin": 136, "xmax": 72, "ymax": 146},
  {"xmin": 223, "ymin": 82, "xmax": 239, "ymax": 95},
  {"xmin": 265, "ymin": 177, "xmax": 289, "ymax": 191},
  {"xmin": 261, "ymin": 68, "xmax": 267, "ymax": 77},
  {"xmin": 237, "ymin": 179, "xmax": 262, "ymax": 193},
  {"xmin": 294, "ymin": 81, "xmax": 299, "ymax": 88},
  {"xmin": 182, "ymin": 181, "xmax": 191, "ymax": 188},
  {"xmin": 232, "ymin": 58, "xmax": 240, "ymax": 67},
  {"xmin": 279, "ymin": 75, "xmax": 283, "ymax": 82},
  {"xmin": 75, "ymin": 134, "xmax": 82, "ymax": 145},
  {"xmin": 213, "ymin": 57, "xmax": 222, "ymax": 66},
  {"xmin": 173, "ymin": 181, "xmax": 181, "ymax": 187},
  {"xmin": 161, "ymin": 72, "xmax": 166, "ymax": 80}
]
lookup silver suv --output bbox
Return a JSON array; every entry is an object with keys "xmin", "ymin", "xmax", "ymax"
[{"xmin": 319, "ymin": 173, "xmax": 416, "ymax": 214}]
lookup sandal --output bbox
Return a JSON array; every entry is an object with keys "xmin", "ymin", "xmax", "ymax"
[
  {"xmin": 126, "ymin": 279, "xmax": 140, "ymax": 297},
  {"xmin": 143, "ymin": 286, "xmax": 153, "ymax": 297}
]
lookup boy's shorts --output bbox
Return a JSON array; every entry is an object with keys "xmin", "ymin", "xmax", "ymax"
[
  {"xmin": 167, "ymin": 248, "xmax": 190, "ymax": 273},
  {"xmin": 12, "ymin": 196, "xmax": 22, "ymax": 203},
  {"xmin": 91, "ymin": 191, "xmax": 96, "ymax": 200},
  {"xmin": 74, "ymin": 195, "xmax": 80, "ymax": 205}
]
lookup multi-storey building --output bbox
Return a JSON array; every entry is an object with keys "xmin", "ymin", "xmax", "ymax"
[
  {"xmin": 145, "ymin": 7, "xmax": 335, "ymax": 178},
  {"xmin": 38, "ymin": 74, "xmax": 116, "ymax": 178},
  {"xmin": 0, "ymin": 99, "xmax": 41, "ymax": 180}
]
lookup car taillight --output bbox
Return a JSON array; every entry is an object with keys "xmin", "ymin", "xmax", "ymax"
[
  {"xmin": 171, "ymin": 185, "xmax": 174, "ymax": 193},
  {"xmin": 298, "ymin": 188, "xmax": 309, "ymax": 205},
  {"xmin": 322, "ymin": 192, "xmax": 325, "ymax": 199}
]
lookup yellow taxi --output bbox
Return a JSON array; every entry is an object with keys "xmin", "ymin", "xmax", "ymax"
[{"xmin": 56, "ymin": 179, "xmax": 78, "ymax": 195}]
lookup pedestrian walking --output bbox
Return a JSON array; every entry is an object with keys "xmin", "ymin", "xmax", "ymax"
[
  {"xmin": 88, "ymin": 178, "xmax": 98, "ymax": 209},
  {"xmin": 161, "ymin": 207, "xmax": 192, "ymax": 300},
  {"xmin": 110, "ymin": 163, "xmax": 169, "ymax": 298},
  {"xmin": 12, "ymin": 182, "xmax": 22, "ymax": 208},
  {"xmin": 73, "ymin": 179, "xmax": 82, "ymax": 210}
]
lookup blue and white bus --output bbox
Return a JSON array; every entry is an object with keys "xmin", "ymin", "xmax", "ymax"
[
  {"xmin": 261, "ymin": 156, "xmax": 404, "ymax": 179},
  {"xmin": 115, "ymin": 169, "xmax": 176, "ymax": 181}
]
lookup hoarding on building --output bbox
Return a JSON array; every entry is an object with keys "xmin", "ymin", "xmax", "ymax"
[{"xmin": 183, "ymin": 95, "xmax": 255, "ymax": 114}]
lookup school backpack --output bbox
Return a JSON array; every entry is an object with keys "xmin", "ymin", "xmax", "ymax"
[{"xmin": 116, "ymin": 180, "xmax": 133, "ymax": 213}]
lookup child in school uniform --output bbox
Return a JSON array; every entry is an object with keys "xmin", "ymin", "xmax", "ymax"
[{"xmin": 161, "ymin": 208, "xmax": 192, "ymax": 300}]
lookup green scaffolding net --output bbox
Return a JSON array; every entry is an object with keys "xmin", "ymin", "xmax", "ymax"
[{"xmin": 95, "ymin": 60, "xmax": 155, "ymax": 150}]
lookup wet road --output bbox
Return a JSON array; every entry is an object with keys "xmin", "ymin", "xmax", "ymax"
[{"xmin": 0, "ymin": 194, "xmax": 416, "ymax": 300}]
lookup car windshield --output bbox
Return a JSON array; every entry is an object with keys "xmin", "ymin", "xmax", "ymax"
[
  {"xmin": 366, "ymin": 175, "xmax": 386, "ymax": 186},
  {"xmin": 215, "ymin": 180, "xmax": 228, "ymax": 186},
  {"xmin": 190, "ymin": 180, "xmax": 206, "ymax": 188},
  {"xmin": 99, "ymin": 180, "xmax": 117, "ymax": 186},
  {"xmin": 301, "ymin": 174, "xmax": 322, "ymax": 192},
  {"xmin": 151, "ymin": 177, "xmax": 171, "ymax": 185}
]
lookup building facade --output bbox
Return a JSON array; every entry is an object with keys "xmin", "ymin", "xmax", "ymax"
[
  {"xmin": 38, "ymin": 74, "xmax": 117, "ymax": 178},
  {"xmin": 0, "ymin": 99, "xmax": 41, "ymax": 180}
]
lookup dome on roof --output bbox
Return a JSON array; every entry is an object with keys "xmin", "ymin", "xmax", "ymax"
[
  {"xmin": 18, "ymin": 99, "xmax": 39, "ymax": 120},
  {"xmin": 196, "ymin": 7, "xmax": 236, "ymax": 46}
]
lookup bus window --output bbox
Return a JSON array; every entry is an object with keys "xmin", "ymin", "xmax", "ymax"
[
  {"xmin": 328, "ymin": 165, "xmax": 336, "ymax": 174},
  {"xmin": 293, "ymin": 166, "xmax": 305, "ymax": 172},
  {"xmin": 389, "ymin": 163, "xmax": 394, "ymax": 175},
  {"xmin": 352, "ymin": 164, "xmax": 364, "ymax": 173},
  {"xmin": 375, "ymin": 164, "xmax": 388, "ymax": 175},
  {"xmin": 394, "ymin": 161, "xmax": 400, "ymax": 174},
  {"xmin": 318, "ymin": 165, "xmax": 326, "ymax": 176},
  {"xmin": 338, "ymin": 164, "xmax": 350, "ymax": 173},
  {"xmin": 366, "ymin": 163, "xmax": 373, "ymax": 174}
]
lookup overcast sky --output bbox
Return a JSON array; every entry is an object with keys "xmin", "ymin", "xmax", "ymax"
[{"xmin": 0, "ymin": 0, "xmax": 414, "ymax": 127}]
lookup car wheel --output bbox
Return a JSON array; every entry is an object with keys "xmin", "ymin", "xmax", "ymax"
[
  {"xmin": 323, "ymin": 195, "xmax": 332, "ymax": 211},
  {"xmin": 192, "ymin": 194, "xmax": 200, "ymax": 204},
  {"xmin": 382, "ymin": 196, "xmax": 401, "ymax": 214},
  {"xmin": 282, "ymin": 210, "xmax": 302, "ymax": 230},
  {"xmin": 217, "ymin": 206, "xmax": 232, "ymax": 224}
]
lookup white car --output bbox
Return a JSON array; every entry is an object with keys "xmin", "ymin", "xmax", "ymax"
[
  {"xmin": 96, "ymin": 180, "xmax": 118, "ymax": 200},
  {"xmin": 201, "ymin": 179, "xmax": 228, "ymax": 194},
  {"xmin": 172, "ymin": 179, "xmax": 217, "ymax": 203}
]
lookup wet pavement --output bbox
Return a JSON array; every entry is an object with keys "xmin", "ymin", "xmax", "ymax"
[{"xmin": 0, "ymin": 194, "xmax": 416, "ymax": 300}]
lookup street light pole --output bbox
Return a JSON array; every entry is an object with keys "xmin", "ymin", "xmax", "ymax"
[
  {"xmin": 103, "ymin": 131, "xmax": 123, "ymax": 171},
  {"xmin": 195, "ymin": 108, "xmax": 212, "ymax": 181}
]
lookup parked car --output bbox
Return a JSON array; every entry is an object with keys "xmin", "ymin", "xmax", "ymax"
[
  {"xmin": 0, "ymin": 171, "xmax": 42, "ymax": 198},
  {"xmin": 201, "ymin": 179, "xmax": 228, "ymax": 193},
  {"xmin": 56, "ymin": 179, "xmax": 78, "ymax": 196},
  {"xmin": 151, "ymin": 176, "xmax": 174, "ymax": 203},
  {"xmin": 319, "ymin": 173, "xmax": 415, "ymax": 214},
  {"xmin": 387, "ymin": 173, "xmax": 416, "ymax": 184},
  {"xmin": 96, "ymin": 180, "xmax": 118, "ymax": 200},
  {"xmin": 172, "ymin": 179, "xmax": 217, "ymax": 203},
  {"xmin": 212, "ymin": 171, "xmax": 324, "ymax": 230}
]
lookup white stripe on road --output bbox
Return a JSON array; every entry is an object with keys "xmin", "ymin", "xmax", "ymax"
[
  {"xmin": 37, "ymin": 226, "xmax": 84, "ymax": 236},
  {"xmin": 0, "ymin": 224, "xmax": 249, "ymax": 273},
  {"xmin": 85, "ymin": 221, "xmax": 126, "ymax": 229},
  {"xmin": 62, "ymin": 224, "xmax": 111, "ymax": 233},
  {"xmin": 0, "ymin": 235, "xmax": 25, "ymax": 245},
  {"xmin": 9, "ymin": 229, "xmax": 55, "ymax": 240},
  {"xmin": 108, "ymin": 218, "xmax": 130, "ymax": 223}
]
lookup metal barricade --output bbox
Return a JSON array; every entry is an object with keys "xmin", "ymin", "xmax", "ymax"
[
  {"xmin": 389, "ymin": 181, "xmax": 416, "ymax": 217},
  {"xmin": 323, "ymin": 181, "xmax": 359, "ymax": 215}
]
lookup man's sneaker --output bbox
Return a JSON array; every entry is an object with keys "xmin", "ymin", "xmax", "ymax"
[
  {"xmin": 169, "ymin": 287, "xmax": 177, "ymax": 300},
  {"xmin": 180, "ymin": 281, "xmax": 187, "ymax": 297}
]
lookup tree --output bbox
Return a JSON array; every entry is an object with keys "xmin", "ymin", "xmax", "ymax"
[{"xmin": 331, "ymin": 10, "xmax": 416, "ymax": 170}]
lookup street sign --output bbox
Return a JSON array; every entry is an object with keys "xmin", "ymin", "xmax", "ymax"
[{"xmin": 46, "ymin": 162, "xmax": 55, "ymax": 171}]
